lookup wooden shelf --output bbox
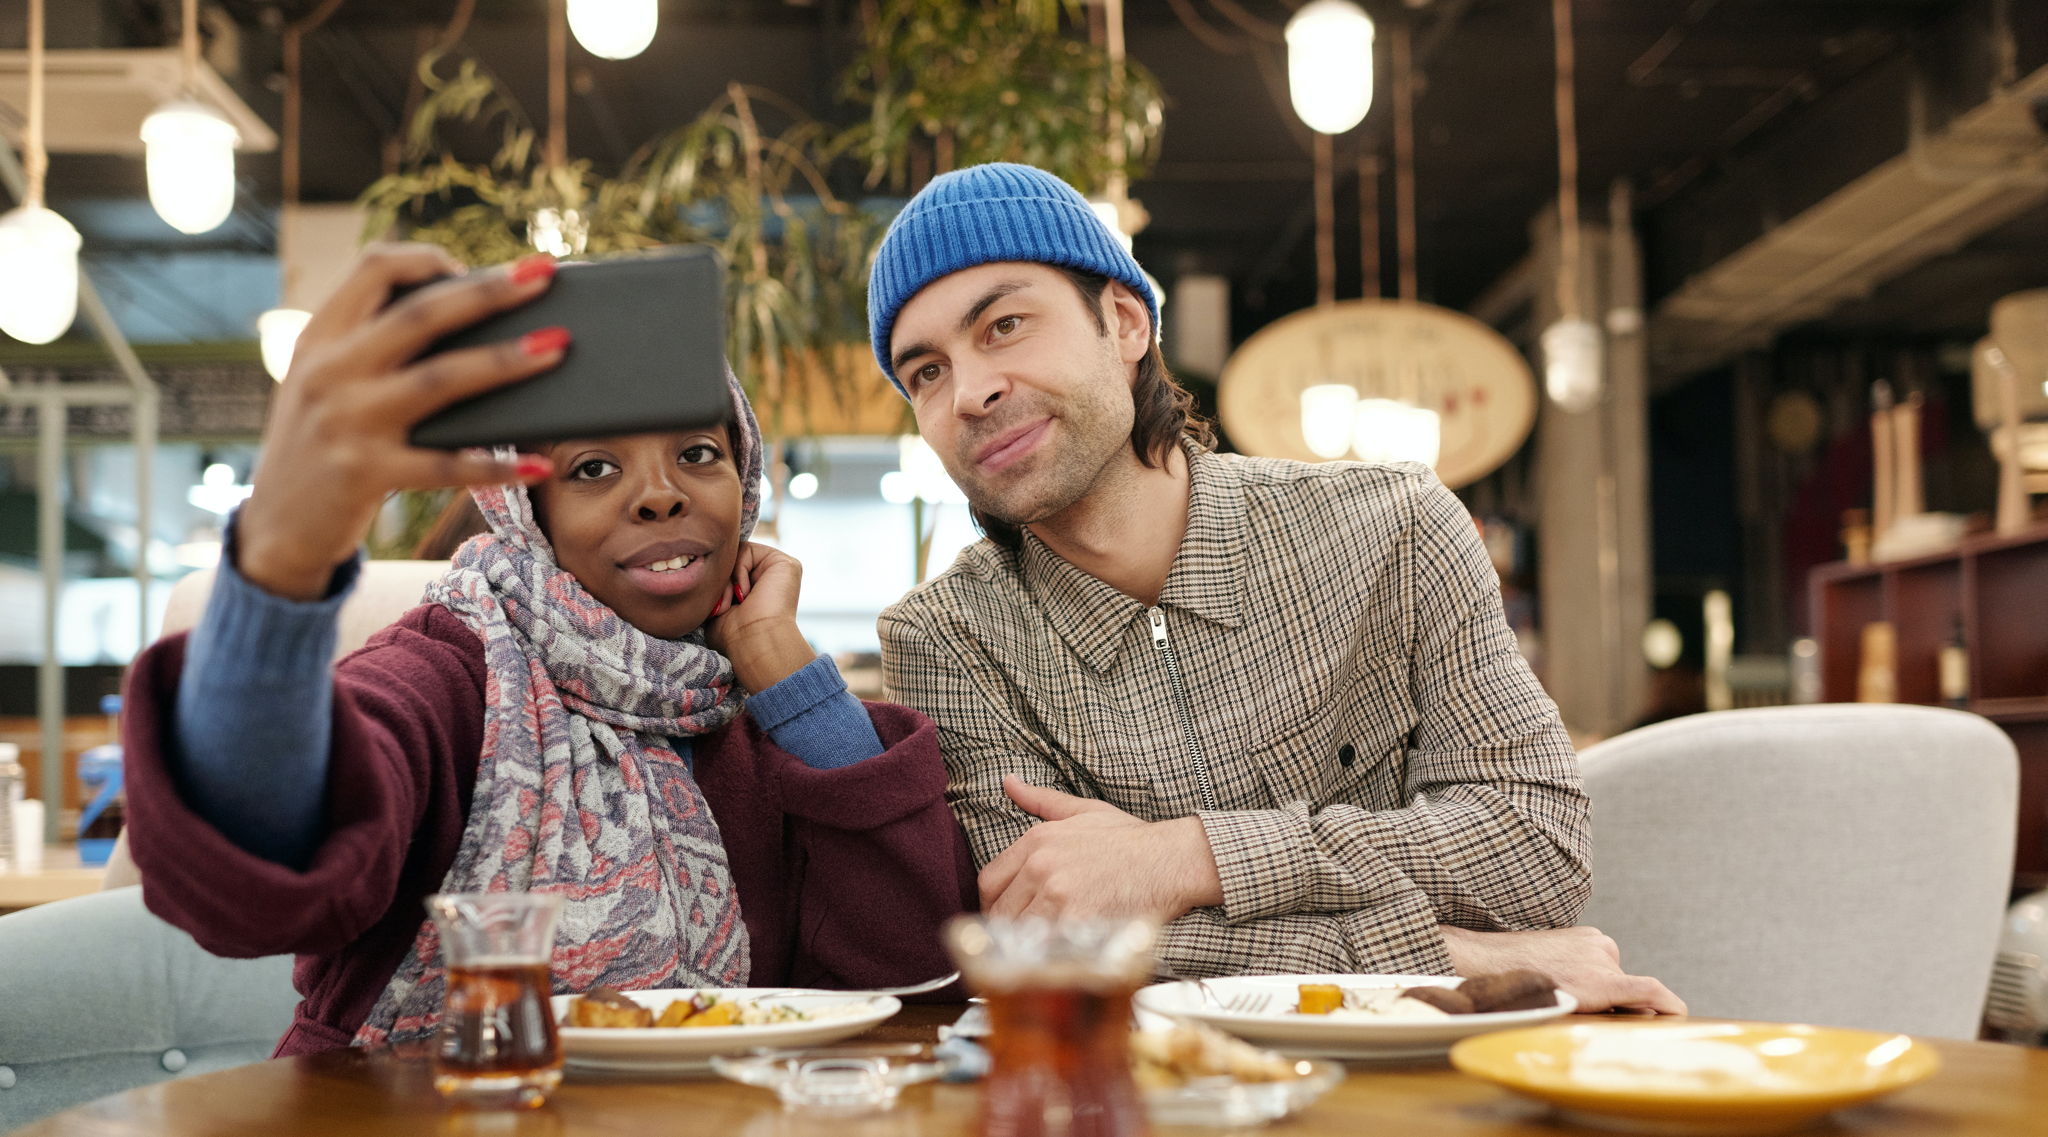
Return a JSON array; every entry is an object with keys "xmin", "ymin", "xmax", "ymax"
[
  {"xmin": 1973, "ymin": 697, "xmax": 2048, "ymax": 724},
  {"xmin": 1812, "ymin": 529, "xmax": 2048, "ymax": 892}
]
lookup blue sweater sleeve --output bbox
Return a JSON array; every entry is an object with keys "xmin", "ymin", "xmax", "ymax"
[
  {"xmin": 745, "ymin": 655, "xmax": 886, "ymax": 770},
  {"xmin": 170, "ymin": 523, "xmax": 358, "ymax": 869}
]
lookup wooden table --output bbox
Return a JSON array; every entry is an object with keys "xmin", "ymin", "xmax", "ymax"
[
  {"xmin": 16, "ymin": 1007, "xmax": 2048, "ymax": 1136},
  {"xmin": 0, "ymin": 846, "xmax": 103, "ymax": 914}
]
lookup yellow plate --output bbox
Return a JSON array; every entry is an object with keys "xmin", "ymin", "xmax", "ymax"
[{"xmin": 1449, "ymin": 1020, "xmax": 1940, "ymax": 1136}]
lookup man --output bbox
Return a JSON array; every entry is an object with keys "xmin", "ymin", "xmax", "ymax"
[{"xmin": 870, "ymin": 162, "xmax": 1681, "ymax": 1012}]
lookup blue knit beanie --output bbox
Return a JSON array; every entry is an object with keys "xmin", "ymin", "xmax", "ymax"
[{"xmin": 867, "ymin": 162, "xmax": 1159, "ymax": 399}]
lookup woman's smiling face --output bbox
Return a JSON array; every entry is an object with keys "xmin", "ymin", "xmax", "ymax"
[{"xmin": 527, "ymin": 427, "xmax": 743, "ymax": 640}]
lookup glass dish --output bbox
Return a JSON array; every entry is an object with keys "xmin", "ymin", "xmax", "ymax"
[
  {"xmin": 1143, "ymin": 1057, "xmax": 1346, "ymax": 1127},
  {"xmin": 710, "ymin": 1044, "xmax": 952, "ymax": 1111}
]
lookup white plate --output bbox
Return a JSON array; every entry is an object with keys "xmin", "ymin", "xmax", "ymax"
[
  {"xmin": 1133, "ymin": 974, "xmax": 1576, "ymax": 1059},
  {"xmin": 549, "ymin": 988, "xmax": 900, "ymax": 1073}
]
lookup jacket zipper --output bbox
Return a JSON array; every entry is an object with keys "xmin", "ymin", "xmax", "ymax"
[{"xmin": 1148, "ymin": 606, "xmax": 1220, "ymax": 812}]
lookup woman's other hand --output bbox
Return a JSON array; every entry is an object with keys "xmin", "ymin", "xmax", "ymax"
[
  {"xmin": 237, "ymin": 244, "xmax": 566, "ymax": 600},
  {"xmin": 706, "ymin": 542, "xmax": 814, "ymax": 692}
]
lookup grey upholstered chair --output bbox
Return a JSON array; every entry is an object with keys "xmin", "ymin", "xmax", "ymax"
[
  {"xmin": 0, "ymin": 560, "xmax": 448, "ymax": 1129},
  {"xmin": 0, "ymin": 887, "xmax": 297, "ymax": 1129},
  {"xmin": 1578, "ymin": 703, "xmax": 2017, "ymax": 1039}
]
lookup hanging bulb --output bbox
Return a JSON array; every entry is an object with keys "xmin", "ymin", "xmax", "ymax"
[
  {"xmin": 258, "ymin": 308, "xmax": 312, "ymax": 381},
  {"xmin": 1541, "ymin": 317, "xmax": 1604, "ymax": 412},
  {"xmin": 1299, "ymin": 384, "xmax": 1360, "ymax": 459},
  {"xmin": 567, "ymin": 0, "xmax": 659, "ymax": 61},
  {"xmin": 142, "ymin": 100, "xmax": 240, "ymax": 234},
  {"xmin": 1285, "ymin": 0, "xmax": 1377, "ymax": 135},
  {"xmin": 0, "ymin": 205, "xmax": 80, "ymax": 344}
]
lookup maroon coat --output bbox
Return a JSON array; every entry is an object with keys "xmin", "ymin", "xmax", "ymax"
[{"xmin": 122, "ymin": 604, "xmax": 976, "ymax": 1057}]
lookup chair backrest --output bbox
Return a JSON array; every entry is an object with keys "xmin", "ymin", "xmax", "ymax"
[
  {"xmin": 1578, "ymin": 703, "xmax": 2017, "ymax": 1039},
  {"xmin": 161, "ymin": 559, "xmax": 450, "ymax": 660},
  {"xmin": 0, "ymin": 888, "xmax": 299, "ymax": 1129}
]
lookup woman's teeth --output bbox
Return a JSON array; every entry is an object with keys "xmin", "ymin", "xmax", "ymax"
[{"xmin": 645, "ymin": 555, "xmax": 696, "ymax": 573}]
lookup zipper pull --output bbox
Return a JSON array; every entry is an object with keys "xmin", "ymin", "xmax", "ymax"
[{"xmin": 1148, "ymin": 606, "xmax": 1168, "ymax": 650}]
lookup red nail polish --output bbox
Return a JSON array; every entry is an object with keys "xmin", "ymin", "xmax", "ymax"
[
  {"xmin": 520, "ymin": 326, "xmax": 570, "ymax": 356},
  {"xmin": 509, "ymin": 254, "xmax": 557, "ymax": 285},
  {"xmin": 734, "ymin": 585, "xmax": 746, "ymax": 604},
  {"xmin": 514, "ymin": 455, "xmax": 551, "ymax": 480}
]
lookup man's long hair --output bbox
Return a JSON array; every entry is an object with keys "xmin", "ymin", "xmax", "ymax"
[{"xmin": 971, "ymin": 267, "xmax": 1216, "ymax": 549}]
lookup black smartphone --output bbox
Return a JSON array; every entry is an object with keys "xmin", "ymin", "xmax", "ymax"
[{"xmin": 408, "ymin": 245, "xmax": 730, "ymax": 450}]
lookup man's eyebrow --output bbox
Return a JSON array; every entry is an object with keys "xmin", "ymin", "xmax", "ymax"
[
  {"xmin": 959, "ymin": 279, "xmax": 1032, "ymax": 332},
  {"xmin": 890, "ymin": 279, "xmax": 1036, "ymax": 377}
]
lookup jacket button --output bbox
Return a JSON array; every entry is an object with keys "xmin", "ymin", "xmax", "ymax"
[
  {"xmin": 1337, "ymin": 744, "xmax": 1357, "ymax": 767},
  {"xmin": 160, "ymin": 1049, "xmax": 188, "ymax": 1073},
  {"xmin": 0, "ymin": 1065, "xmax": 15, "ymax": 1089}
]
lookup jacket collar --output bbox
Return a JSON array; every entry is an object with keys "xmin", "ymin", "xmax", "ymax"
[{"xmin": 1019, "ymin": 442, "xmax": 1248, "ymax": 673}]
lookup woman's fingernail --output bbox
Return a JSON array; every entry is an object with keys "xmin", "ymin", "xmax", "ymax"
[
  {"xmin": 509, "ymin": 254, "xmax": 557, "ymax": 285},
  {"xmin": 514, "ymin": 455, "xmax": 552, "ymax": 480},
  {"xmin": 734, "ymin": 585, "xmax": 746, "ymax": 604},
  {"xmin": 521, "ymin": 326, "xmax": 571, "ymax": 356}
]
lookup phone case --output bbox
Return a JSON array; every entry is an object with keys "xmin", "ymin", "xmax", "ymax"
[{"xmin": 409, "ymin": 246, "xmax": 730, "ymax": 450}]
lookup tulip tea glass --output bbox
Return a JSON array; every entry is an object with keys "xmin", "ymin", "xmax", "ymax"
[
  {"xmin": 427, "ymin": 892, "xmax": 564, "ymax": 1109},
  {"xmin": 946, "ymin": 917, "xmax": 1158, "ymax": 1137}
]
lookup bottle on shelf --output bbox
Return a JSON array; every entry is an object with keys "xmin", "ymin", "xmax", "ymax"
[
  {"xmin": 1857, "ymin": 622, "xmax": 1898, "ymax": 704},
  {"xmin": 1938, "ymin": 615, "xmax": 1971, "ymax": 710},
  {"xmin": 0, "ymin": 742, "xmax": 21, "ymax": 873}
]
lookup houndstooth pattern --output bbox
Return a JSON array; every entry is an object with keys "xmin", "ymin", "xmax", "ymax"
[
  {"xmin": 354, "ymin": 370, "xmax": 765, "ymax": 1046},
  {"xmin": 879, "ymin": 442, "xmax": 1589, "ymax": 980}
]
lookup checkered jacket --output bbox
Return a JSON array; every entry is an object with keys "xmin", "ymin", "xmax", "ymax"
[{"xmin": 878, "ymin": 444, "xmax": 1589, "ymax": 978}]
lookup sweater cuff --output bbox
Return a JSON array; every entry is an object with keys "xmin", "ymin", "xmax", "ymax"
[
  {"xmin": 195, "ymin": 521, "xmax": 360, "ymax": 680},
  {"xmin": 746, "ymin": 655, "xmax": 883, "ymax": 770}
]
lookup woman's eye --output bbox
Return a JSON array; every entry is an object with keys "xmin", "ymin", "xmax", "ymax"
[
  {"xmin": 992, "ymin": 315, "xmax": 1021, "ymax": 336},
  {"xmin": 681, "ymin": 443, "xmax": 722, "ymax": 466},
  {"xmin": 570, "ymin": 458, "xmax": 618, "ymax": 480}
]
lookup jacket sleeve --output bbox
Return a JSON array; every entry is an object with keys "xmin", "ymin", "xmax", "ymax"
[
  {"xmin": 1195, "ymin": 472, "xmax": 1592, "ymax": 934},
  {"xmin": 121, "ymin": 610, "xmax": 486, "ymax": 959},
  {"xmin": 764, "ymin": 700, "xmax": 977, "ymax": 991}
]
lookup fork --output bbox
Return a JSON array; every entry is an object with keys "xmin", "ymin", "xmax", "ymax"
[
  {"xmin": 1219, "ymin": 990, "xmax": 1273, "ymax": 1015},
  {"xmin": 750, "ymin": 970, "xmax": 961, "ymax": 1001}
]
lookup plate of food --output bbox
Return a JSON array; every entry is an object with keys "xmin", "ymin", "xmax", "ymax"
[
  {"xmin": 1133, "ymin": 1021, "xmax": 1346, "ymax": 1126},
  {"xmin": 1132, "ymin": 970, "xmax": 1575, "ymax": 1059},
  {"xmin": 551, "ymin": 987, "xmax": 899, "ymax": 1073},
  {"xmin": 1448, "ymin": 1020, "xmax": 1941, "ymax": 1135}
]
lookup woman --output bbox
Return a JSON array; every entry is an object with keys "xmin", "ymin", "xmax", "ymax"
[{"xmin": 119, "ymin": 246, "xmax": 974, "ymax": 1055}]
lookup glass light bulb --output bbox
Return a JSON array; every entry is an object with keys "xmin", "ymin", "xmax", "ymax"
[
  {"xmin": 0, "ymin": 205, "xmax": 80, "ymax": 344},
  {"xmin": 142, "ymin": 101, "xmax": 240, "ymax": 235},
  {"xmin": 258, "ymin": 308, "xmax": 312, "ymax": 381},
  {"xmin": 567, "ymin": 0, "xmax": 659, "ymax": 61},
  {"xmin": 1541, "ymin": 317, "xmax": 1604, "ymax": 412},
  {"xmin": 1353, "ymin": 399, "xmax": 1442, "ymax": 468},
  {"xmin": 1299, "ymin": 383, "xmax": 1359, "ymax": 459},
  {"xmin": 1286, "ymin": 0, "xmax": 1376, "ymax": 135}
]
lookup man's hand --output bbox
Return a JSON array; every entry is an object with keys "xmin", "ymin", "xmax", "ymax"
[
  {"xmin": 1440, "ymin": 925, "xmax": 1688, "ymax": 1015},
  {"xmin": 979, "ymin": 777, "xmax": 1224, "ymax": 922}
]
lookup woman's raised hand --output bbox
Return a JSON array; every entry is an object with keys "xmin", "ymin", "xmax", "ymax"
[
  {"xmin": 706, "ymin": 542, "xmax": 815, "ymax": 693},
  {"xmin": 237, "ymin": 245, "xmax": 567, "ymax": 600}
]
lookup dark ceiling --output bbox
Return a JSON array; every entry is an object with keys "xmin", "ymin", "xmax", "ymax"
[{"xmin": 20, "ymin": 0, "xmax": 2048, "ymax": 353}]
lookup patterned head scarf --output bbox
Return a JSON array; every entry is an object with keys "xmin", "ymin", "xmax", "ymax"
[{"xmin": 355, "ymin": 369, "xmax": 765, "ymax": 1045}]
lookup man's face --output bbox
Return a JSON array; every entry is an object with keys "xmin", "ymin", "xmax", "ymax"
[{"xmin": 887, "ymin": 262, "xmax": 1146, "ymax": 528}]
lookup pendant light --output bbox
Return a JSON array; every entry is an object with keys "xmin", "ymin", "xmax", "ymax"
[
  {"xmin": 1285, "ymin": 0, "xmax": 1376, "ymax": 136},
  {"xmin": 0, "ymin": 0, "xmax": 80, "ymax": 344},
  {"xmin": 567, "ymin": 0, "xmax": 658, "ymax": 61},
  {"xmin": 1542, "ymin": 0, "xmax": 1601, "ymax": 412},
  {"xmin": 143, "ymin": 0, "xmax": 239, "ymax": 235}
]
